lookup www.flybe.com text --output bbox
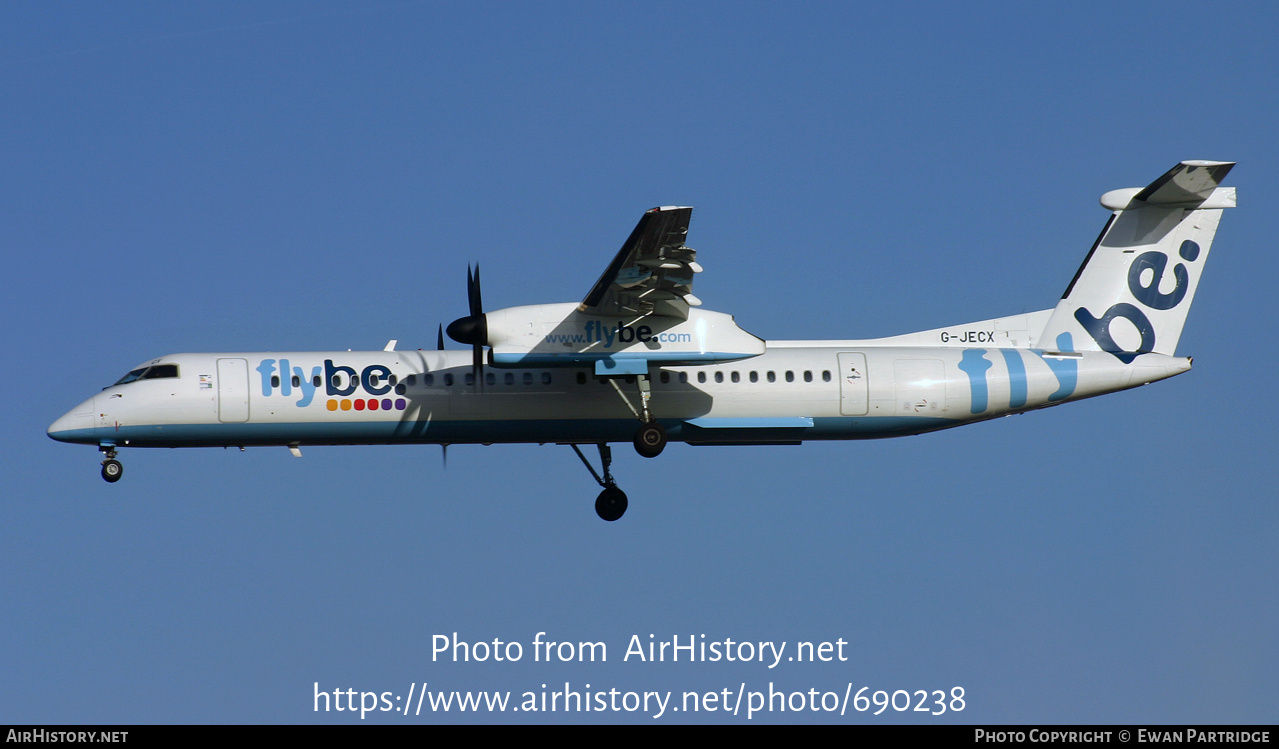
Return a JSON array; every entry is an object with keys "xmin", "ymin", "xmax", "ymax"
[{"xmin": 542, "ymin": 320, "xmax": 693, "ymax": 348}]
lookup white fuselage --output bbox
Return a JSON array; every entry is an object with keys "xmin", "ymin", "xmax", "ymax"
[{"xmin": 47, "ymin": 339, "xmax": 1190, "ymax": 450}]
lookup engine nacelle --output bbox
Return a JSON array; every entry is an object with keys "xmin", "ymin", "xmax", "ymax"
[{"xmin": 479, "ymin": 303, "xmax": 765, "ymax": 368}]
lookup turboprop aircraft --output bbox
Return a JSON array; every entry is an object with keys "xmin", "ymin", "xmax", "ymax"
[{"xmin": 49, "ymin": 161, "xmax": 1235, "ymax": 521}]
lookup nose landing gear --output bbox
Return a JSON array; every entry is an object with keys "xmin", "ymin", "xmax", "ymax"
[{"xmin": 99, "ymin": 445, "xmax": 122, "ymax": 483}]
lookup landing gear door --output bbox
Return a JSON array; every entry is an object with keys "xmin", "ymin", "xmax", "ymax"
[
  {"xmin": 217, "ymin": 358, "xmax": 250, "ymax": 423},
  {"xmin": 838, "ymin": 352, "xmax": 868, "ymax": 416}
]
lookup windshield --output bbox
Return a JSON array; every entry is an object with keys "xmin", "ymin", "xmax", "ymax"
[{"xmin": 111, "ymin": 364, "xmax": 179, "ymax": 386}]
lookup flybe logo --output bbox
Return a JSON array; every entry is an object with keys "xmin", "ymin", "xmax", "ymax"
[
  {"xmin": 255, "ymin": 359, "xmax": 406, "ymax": 411},
  {"xmin": 1073, "ymin": 240, "xmax": 1199, "ymax": 364}
]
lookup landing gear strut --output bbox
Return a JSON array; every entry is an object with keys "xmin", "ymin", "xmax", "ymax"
[
  {"xmin": 631, "ymin": 374, "xmax": 666, "ymax": 458},
  {"xmin": 601, "ymin": 372, "xmax": 668, "ymax": 458},
  {"xmin": 571, "ymin": 443, "xmax": 628, "ymax": 521},
  {"xmin": 99, "ymin": 445, "xmax": 122, "ymax": 483}
]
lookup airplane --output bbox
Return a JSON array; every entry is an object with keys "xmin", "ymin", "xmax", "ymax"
[{"xmin": 49, "ymin": 161, "xmax": 1236, "ymax": 521}]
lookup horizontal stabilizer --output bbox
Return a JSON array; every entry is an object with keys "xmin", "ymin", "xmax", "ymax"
[{"xmin": 1132, "ymin": 160, "xmax": 1234, "ymax": 205}]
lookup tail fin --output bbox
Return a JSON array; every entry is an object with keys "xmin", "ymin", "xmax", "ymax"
[{"xmin": 1036, "ymin": 161, "xmax": 1236, "ymax": 361}]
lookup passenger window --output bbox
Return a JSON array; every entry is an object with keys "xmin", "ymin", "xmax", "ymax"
[
  {"xmin": 504, "ymin": 373, "xmax": 514, "ymax": 385},
  {"xmin": 786, "ymin": 371, "xmax": 794, "ymax": 383},
  {"xmin": 271, "ymin": 375, "xmax": 280, "ymax": 388},
  {"xmin": 407, "ymin": 374, "xmax": 416, "ymax": 386},
  {"xmin": 731, "ymin": 371, "xmax": 740, "ymax": 383},
  {"xmin": 804, "ymin": 371, "xmax": 813, "ymax": 382},
  {"xmin": 465, "ymin": 373, "xmax": 474, "ymax": 386},
  {"xmin": 749, "ymin": 371, "xmax": 758, "ymax": 383},
  {"xmin": 523, "ymin": 372, "xmax": 533, "ymax": 385},
  {"xmin": 291, "ymin": 375, "xmax": 300, "ymax": 388},
  {"xmin": 679, "ymin": 372, "xmax": 688, "ymax": 383},
  {"xmin": 577, "ymin": 372, "xmax": 586, "ymax": 385},
  {"xmin": 698, "ymin": 372, "xmax": 707, "ymax": 383},
  {"xmin": 767, "ymin": 371, "xmax": 776, "ymax": 383},
  {"xmin": 660, "ymin": 371, "xmax": 670, "ymax": 384},
  {"xmin": 389, "ymin": 375, "xmax": 398, "ymax": 386},
  {"xmin": 424, "ymin": 374, "xmax": 434, "ymax": 386},
  {"xmin": 444, "ymin": 373, "xmax": 453, "ymax": 386},
  {"xmin": 485, "ymin": 372, "xmax": 496, "ymax": 386},
  {"xmin": 542, "ymin": 372, "xmax": 552, "ymax": 385},
  {"xmin": 313, "ymin": 375, "xmax": 322, "ymax": 388},
  {"xmin": 714, "ymin": 372, "xmax": 724, "ymax": 383},
  {"xmin": 823, "ymin": 370, "xmax": 832, "ymax": 382}
]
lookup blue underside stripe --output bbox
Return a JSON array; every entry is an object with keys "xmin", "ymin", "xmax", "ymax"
[{"xmin": 49, "ymin": 415, "xmax": 958, "ymax": 448}]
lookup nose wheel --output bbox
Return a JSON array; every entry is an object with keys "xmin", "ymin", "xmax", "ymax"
[
  {"xmin": 101, "ymin": 460, "xmax": 123, "ymax": 483},
  {"xmin": 99, "ymin": 445, "xmax": 122, "ymax": 483}
]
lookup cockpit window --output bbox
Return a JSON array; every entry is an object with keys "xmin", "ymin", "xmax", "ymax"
[
  {"xmin": 143, "ymin": 364, "xmax": 179, "ymax": 380},
  {"xmin": 113, "ymin": 368, "xmax": 149, "ymax": 386},
  {"xmin": 112, "ymin": 364, "xmax": 179, "ymax": 386}
]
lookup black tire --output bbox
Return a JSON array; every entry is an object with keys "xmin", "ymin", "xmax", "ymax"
[
  {"xmin": 633, "ymin": 422, "xmax": 666, "ymax": 458},
  {"xmin": 101, "ymin": 459, "xmax": 123, "ymax": 483},
  {"xmin": 595, "ymin": 486, "xmax": 628, "ymax": 521}
]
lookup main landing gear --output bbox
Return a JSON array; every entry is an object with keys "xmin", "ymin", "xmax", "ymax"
[
  {"xmin": 601, "ymin": 371, "xmax": 668, "ymax": 458},
  {"xmin": 631, "ymin": 373, "xmax": 667, "ymax": 458},
  {"xmin": 571, "ymin": 444, "xmax": 627, "ymax": 521},
  {"xmin": 100, "ymin": 445, "xmax": 123, "ymax": 483},
  {"xmin": 634, "ymin": 421, "xmax": 666, "ymax": 459}
]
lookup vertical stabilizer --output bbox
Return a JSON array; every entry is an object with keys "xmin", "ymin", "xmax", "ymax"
[{"xmin": 1035, "ymin": 161, "xmax": 1235, "ymax": 361}]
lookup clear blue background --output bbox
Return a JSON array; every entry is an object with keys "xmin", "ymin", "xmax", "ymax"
[{"xmin": 3, "ymin": 1, "xmax": 1275, "ymax": 724}]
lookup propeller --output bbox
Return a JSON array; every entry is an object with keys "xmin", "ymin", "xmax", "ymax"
[{"xmin": 445, "ymin": 264, "xmax": 488, "ymax": 388}]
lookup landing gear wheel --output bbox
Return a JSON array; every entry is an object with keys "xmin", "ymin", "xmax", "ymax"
[
  {"xmin": 633, "ymin": 422, "xmax": 666, "ymax": 458},
  {"xmin": 595, "ymin": 485, "xmax": 628, "ymax": 522},
  {"xmin": 101, "ymin": 459, "xmax": 123, "ymax": 483}
]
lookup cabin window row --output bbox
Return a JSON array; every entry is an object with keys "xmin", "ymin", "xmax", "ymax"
[
  {"xmin": 270, "ymin": 368, "xmax": 834, "ymax": 392},
  {"xmin": 688, "ymin": 369, "xmax": 833, "ymax": 384},
  {"xmin": 572, "ymin": 370, "xmax": 833, "ymax": 385}
]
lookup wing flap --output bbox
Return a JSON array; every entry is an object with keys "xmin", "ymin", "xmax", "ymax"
[{"xmin": 579, "ymin": 206, "xmax": 700, "ymax": 319}]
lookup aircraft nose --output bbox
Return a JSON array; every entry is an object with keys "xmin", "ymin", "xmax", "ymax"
[{"xmin": 48, "ymin": 396, "xmax": 97, "ymax": 443}]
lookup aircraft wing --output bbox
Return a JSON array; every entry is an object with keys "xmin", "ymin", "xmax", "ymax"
[{"xmin": 578, "ymin": 206, "xmax": 703, "ymax": 319}]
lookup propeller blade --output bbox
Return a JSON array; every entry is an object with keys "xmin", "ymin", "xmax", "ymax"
[
  {"xmin": 445, "ymin": 264, "xmax": 487, "ymax": 391},
  {"xmin": 468, "ymin": 264, "xmax": 483, "ymax": 317},
  {"xmin": 468, "ymin": 264, "xmax": 484, "ymax": 390}
]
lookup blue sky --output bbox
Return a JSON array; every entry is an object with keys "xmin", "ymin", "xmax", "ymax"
[{"xmin": 3, "ymin": 1, "xmax": 1276, "ymax": 724}]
